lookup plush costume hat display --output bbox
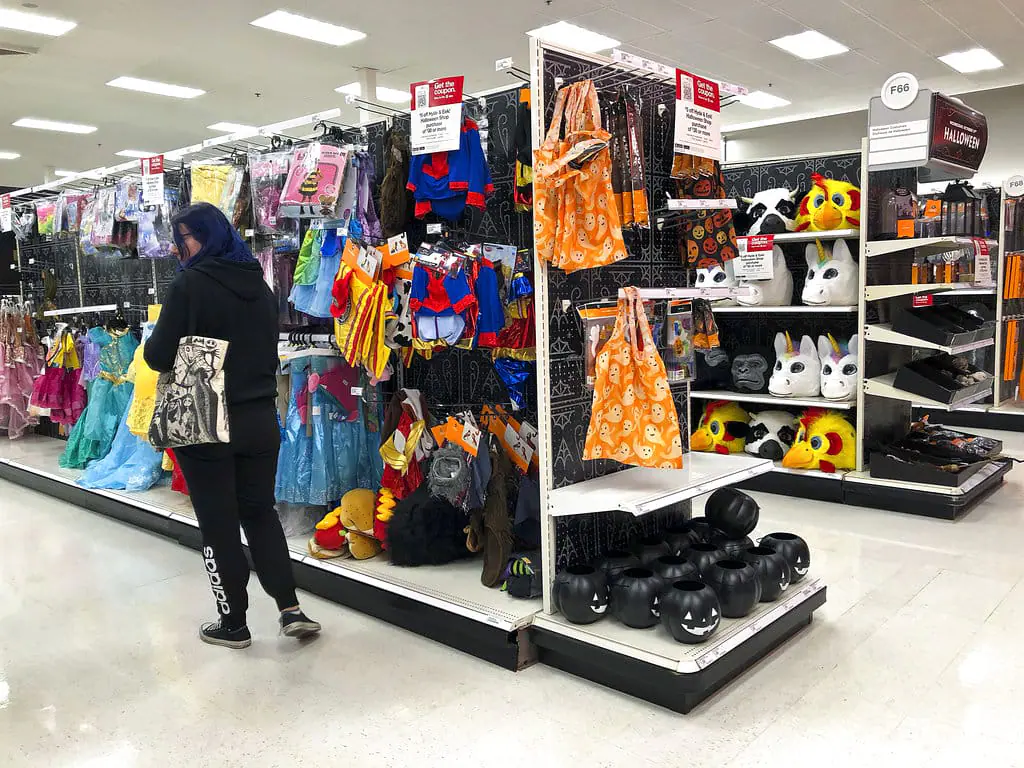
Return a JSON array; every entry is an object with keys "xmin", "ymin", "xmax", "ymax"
[
  {"xmin": 690, "ymin": 400, "xmax": 749, "ymax": 454},
  {"xmin": 795, "ymin": 174, "xmax": 860, "ymax": 232},
  {"xmin": 736, "ymin": 188, "xmax": 801, "ymax": 236},
  {"xmin": 782, "ymin": 408, "xmax": 856, "ymax": 473}
]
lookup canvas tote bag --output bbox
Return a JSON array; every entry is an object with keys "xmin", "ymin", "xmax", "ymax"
[
  {"xmin": 583, "ymin": 287, "xmax": 683, "ymax": 469},
  {"xmin": 534, "ymin": 80, "xmax": 628, "ymax": 273},
  {"xmin": 148, "ymin": 335, "xmax": 231, "ymax": 450}
]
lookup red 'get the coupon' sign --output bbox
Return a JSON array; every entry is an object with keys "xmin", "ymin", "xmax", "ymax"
[
  {"xmin": 140, "ymin": 154, "xmax": 165, "ymax": 206},
  {"xmin": 674, "ymin": 69, "xmax": 721, "ymax": 161},
  {"xmin": 0, "ymin": 194, "xmax": 11, "ymax": 233},
  {"xmin": 410, "ymin": 76, "xmax": 465, "ymax": 156}
]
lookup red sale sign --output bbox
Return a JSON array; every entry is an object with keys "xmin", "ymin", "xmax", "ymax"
[
  {"xmin": 675, "ymin": 69, "xmax": 721, "ymax": 161},
  {"xmin": 0, "ymin": 193, "xmax": 11, "ymax": 233},
  {"xmin": 410, "ymin": 76, "xmax": 465, "ymax": 155},
  {"xmin": 734, "ymin": 234, "xmax": 775, "ymax": 280},
  {"xmin": 140, "ymin": 154, "xmax": 165, "ymax": 206},
  {"xmin": 140, "ymin": 155, "xmax": 164, "ymax": 176}
]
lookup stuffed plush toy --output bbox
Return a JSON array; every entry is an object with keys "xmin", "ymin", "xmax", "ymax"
[
  {"xmin": 744, "ymin": 410, "xmax": 798, "ymax": 460},
  {"xmin": 795, "ymin": 173, "xmax": 861, "ymax": 232},
  {"xmin": 335, "ymin": 488, "xmax": 382, "ymax": 559},
  {"xmin": 802, "ymin": 239, "xmax": 858, "ymax": 307},
  {"xmin": 308, "ymin": 508, "xmax": 349, "ymax": 560},
  {"xmin": 769, "ymin": 332, "xmax": 821, "ymax": 398},
  {"xmin": 690, "ymin": 400, "xmax": 749, "ymax": 454},
  {"xmin": 374, "ymin": 488, "xmax": 396, "ymax": 548},
  {"xmin": 818, "ymin": 333, "xmax": 859, "ymax": 402},
  {"xmin": 737, "ymin": 188, "xmax": 801, "ymax": 235},
  {"xmin": 731, "ymin": 346, "xmax": 774, "ymax": 393},
  {"xmin": 736, "ymin": 245, "xmax": 793, "ymax": 307},
  {"xmin": 782, "ymin": 409, "xmax": 856, "ymax": 473}
]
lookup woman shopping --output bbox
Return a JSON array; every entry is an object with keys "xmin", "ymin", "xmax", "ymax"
[{"xmin": 145, "ymin": 202, "xmax": 320, "ymax": 649}]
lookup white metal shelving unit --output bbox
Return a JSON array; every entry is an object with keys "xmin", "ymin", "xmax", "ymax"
[
  {"xmin": 689, "ymin": 389, "xmax": 854, "ymax": 410},
  {"xmin": 864, "ymin": 323, "xmax": 996, "ymax": 355},
  {"xmin": 711, "ymin": 305, "xmax": 857, "ymax": 314}
]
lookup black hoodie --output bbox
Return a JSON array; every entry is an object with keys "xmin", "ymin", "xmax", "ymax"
[{"xmin": 144, "ymin": 259, "xmax": 279, "ymax": 407}]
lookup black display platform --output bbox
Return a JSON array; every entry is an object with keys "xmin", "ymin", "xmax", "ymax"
[
  {"xmin": 0, "ymin": 460, "xmax": 530, "ymax": 671},
  {"xmin": 913, "ymin": 406, "xmax": 1024, "ymax": 433},
  {"xmin": 531, "ymin": 585, "xmax": 826, "ymax": 714}
]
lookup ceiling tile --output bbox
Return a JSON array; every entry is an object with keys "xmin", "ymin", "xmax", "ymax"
[{"xmin": 570, "ymin": 7, "xmax": 668, "ymax": 42}]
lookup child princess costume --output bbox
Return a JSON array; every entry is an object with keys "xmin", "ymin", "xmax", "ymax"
[{"xmin": 60, "ymin": 328, "xmax": 138, "ymax": 469}]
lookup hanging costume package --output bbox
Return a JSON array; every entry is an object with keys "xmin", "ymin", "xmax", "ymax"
[
  {"xmin": 248, "ymin": 150, "xmax": 292, "ymax": 234},
  {"xmin": 605, "ymin": 89, "xmax": 649, "ymax": 228},
  {"xmin": 584, "ymin": 287, "xmax": 684, "ymax": 469},
  {"xmin": 513, "ymin": 88, "xmax": 533, "ymax": 213},
  {"xmin": 407, "ymin": 118, "xmax": 493, "ymax": 221},
  {"xmin": 676, "ymin": 166, "xmax": 739, "ymax": 270},
  {"xmin": 114, "ymin": 177, "xmax": 143, "ymax": 222},
  {"xmin": 380, "ymin": 129, "xmax": 413, "ymax": 237},
  {"xmin": 279, "ymin": 142, "xmax": 348, "ymax": 219},
  {"xmin": 90, "ymin": 187, "xmax": 116, "ymax": 247},
  {"xmin": 534, "ymin": 80, "xmax": 628, "ymax": 272},
  {"xmin": 190, "ymin": 163, "xmax": 234, "ymax": 209},
  {"xmin": 35, "ymin": 200, "xmax": 56, "ymax": 235}
]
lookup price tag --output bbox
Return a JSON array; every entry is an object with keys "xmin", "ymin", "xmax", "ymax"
[
  {"xmin": 28, "ymin": 258, "xmax": 34, "ymax": 265},
  {"xmin": 733, "ymin": 235, "xmax": 774, "ymax": 280},
  {"xmin": 503, "ymin": 423, "xmax": 534, "ymax": 473},
  {"xmin": 923, "ymin": 199, "xmax": 942, "ymax": 219},
  {"xmin": 518, "ymin": 421, "xmax": 538, "ymax": 448},
  {"xmin": 148, "ymin": 287, "xmax": 155, "ymax": 295},
  {"xmin": 674, "ymin": 68, "xmax": 721, "ymax": 161},
  {"xmin": 494, "ymin": 57, "xmax": 513, "ymax": 71},
  {"xmin": 140, "ymin": 155, "xmax": 165, "ymax": 206},
  {"xmin": 426, "ymin": 222, "xmax": 443, "ymax": 235},
  {"xmin": 0, "ymin": 194, "xmax": 11, "ymax": 233},
  {"xmin": 385, "ymin": 233, "xmax": 411, "ymax": 267},
  {"xmin": 410, "ymin": 76, "xmax": 464, "ymax": 156},
  {"xmin": 971, "ymin": 238, "xmax": 994, "ymax": 286},
  {"xmin": 350, "ymin": 386, "xmax": 364, "ymax": 396},
  {"xmin": 356, "ymin": 244, "xmax": 382, "ymax": 283}
]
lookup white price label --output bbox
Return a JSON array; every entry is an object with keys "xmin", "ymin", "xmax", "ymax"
[
  {"xmin": 495, "ymin": 57, "xmax": 512, "ymax": 71},
  {"xmin": 28, "ymin": 258, "xmax": 34, "ymax": 265},
  {"xmin": 733, "ymin": 235, "xmax": 775, "ymax": 280},
  {"xmin": 426, "ymin": 222, "xmax": 443, "ymax": 234},
  {"xmin": 971, "ymin": 238, "xmax": 994, "ymax": 286},
  {"xmin": 148, "ymin": 287, "xmax": 155, "ymax": 295},
  {"xmin": 140, "ymin": 155, "xmax": 165, "ymax": 207},
  {"xmin": 350, "ymin": 386, "xmax": 364, "ymax": 396}
]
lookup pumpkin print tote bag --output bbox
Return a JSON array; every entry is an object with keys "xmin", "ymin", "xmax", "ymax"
[
  {"xmin": 583, "ymin": 287, "xmax": 684, "ymax": 469},
  {"xmin": 534, "ymin": 80, "xmax": 628, "ymax": 273}
]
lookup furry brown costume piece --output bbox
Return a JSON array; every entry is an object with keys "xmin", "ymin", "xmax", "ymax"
[{"xmin": 387, "ymin": 484, "xmax": 471, "ymax": 567}]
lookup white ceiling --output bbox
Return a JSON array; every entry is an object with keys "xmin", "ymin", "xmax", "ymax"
[{"xmin": 1, "ymin": 0, "xmax": 1024, "ymax": 187}]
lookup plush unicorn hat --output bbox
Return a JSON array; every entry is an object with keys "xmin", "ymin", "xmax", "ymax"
[
  {"xmin": 736, "ymin": 245, "xmax": 794, "ymax": 307},
  {"xmin": 802, "ymin": 238, "xmax": 858, "ymax": 307},
  {"xmin": 769, "ymin": 331, "xmax": 821, "ymax": 398},
  {"xmin": 818, "ymin": 333, "xmax": 859, "ymax": 402}
]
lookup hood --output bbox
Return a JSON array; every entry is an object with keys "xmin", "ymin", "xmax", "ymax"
[{"xmin": 189, "ymin": 259, "xmax": 268, "ymax": 301}]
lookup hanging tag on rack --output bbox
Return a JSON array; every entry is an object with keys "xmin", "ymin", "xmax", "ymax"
[
  {"xmin": 426, "ymin": 222, "xmax": 443, "ymax": 235},
  {"xmin": 410, "ymin": 76, "xmax": 465, "ymax": 155},
  {"xmin": 355, "ymin": 244, "xmax": 382, "ymax": 284},
  {"xmin": 385, "ymin": 233, "xmax": 411, "ymax": 267},
  {"xmin": 674, "ymin": 69, "xmax": 722, "ymax": 161},
  {"xmin": 734, "ymin": 235, "xmax": 774, "ymax": 280},
  {"xmin": 446, "ymin": 416, "xmax": 480, "ymax": 457},
  {"xmin": 140, "ymin": 155, "xmax": 165, "ymax": 206}
]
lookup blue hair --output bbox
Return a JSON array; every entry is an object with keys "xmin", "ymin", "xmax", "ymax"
[{"xmin": 172, "ymin": 202, "xmax": 256, "ymax": 269}]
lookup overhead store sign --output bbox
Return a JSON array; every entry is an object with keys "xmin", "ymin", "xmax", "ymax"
[
  {"xmin": 410, "ymin": 76, "xmax": 464, "ymax": 156},
  {"xmin": 674, "ymin": 69, "xmax": 721, "ymax": 161},
  {"xmin": 0, "ymin": 194, "xmax": 10, "ymax": 233},
  {"xmin": 1005, "ymin": 175, "xmax": 1024, "ymax": 197},
  {"xmin": 868, "ymin": 78, "xmax": 988, "ymax": 179},
  {"xmin": 140, "ymin": 155, "xmax": 165, "ymax": 206},
  {"xmin": 929, "ymin": 93, "xmax": 987, "ymax": 175}
]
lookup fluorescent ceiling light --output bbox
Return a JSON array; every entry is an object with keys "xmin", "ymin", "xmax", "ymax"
[
  {"xmin": 106, "ymin": 76, "xmax": 205, "ymax": 99},
  {"xmin": 207, "ymin": 122, "xmax": 257, "ymax": 134},
  {"xmin": 0, "ymin": 151, "xmax": 20, "ymax": 160},
  {"xmin": 938, "ymin": 47, "xmax": 1003, "ymax": 73},
  {"xmin": 250, "ymin": 10, "xmax": 366, "ymax": 46},
  {"xmin": 526, "ymin": 21, "xmax": 619, "ymax": 53},
  {"xmin": 334, "ymin": 82, "xmax": 409, "ymax": 104},
  {"xmin": 54, "ymin": 169, "xmax": 77, "ymax": 177},
  {"xmin": 770, "ymin": 30, "xmax": 848, "ymax": 60},
  {"xmin": 13, "ymin": 117, "xmax": 97, "ymax": 134},
  {"xmin": 0, "ymin": 8, "xmax": 76, "ymax": 36},
  {"xmin": 115, "ymin": 149, "xmax": 158, "ymax": 158},
  {"xmin": 737, "ymin": 91, "xmax": 791, "ymax": 110}
]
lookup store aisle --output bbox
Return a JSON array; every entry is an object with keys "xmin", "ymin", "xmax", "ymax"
[{"xmin": 4, "ymin": 466, "xmax": 1024, "ymax": 767}]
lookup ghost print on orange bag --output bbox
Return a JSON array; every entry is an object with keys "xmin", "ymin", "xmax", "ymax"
[{"xmin": 584, "ymin": 287, "xmax": 684, "ymax": 470}]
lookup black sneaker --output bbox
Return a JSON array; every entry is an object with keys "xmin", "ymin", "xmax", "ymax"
[
  {"xmin": 200, "ymin": 620, "xmax": 252, "ymax": 649},
  {"xmin": 280, "ymin": 610, "xmax": 321, "ymax": 638}
]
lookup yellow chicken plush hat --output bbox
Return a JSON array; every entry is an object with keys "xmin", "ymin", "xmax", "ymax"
[
  {"xmin": 795, "ymin": 174, "xmax": 861, "ymax": 232},
  {"xmin": 690, "ymin": 400, "xmax": 749, "ymax": 455},
  {"xmin": 782, "ymin": 409, "xmax": 856, "ymax": 473}
]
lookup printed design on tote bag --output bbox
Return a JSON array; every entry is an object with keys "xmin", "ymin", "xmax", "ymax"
[{"xmin": 149, "ymin": 335, "xmax": 230, "ymax": 449}]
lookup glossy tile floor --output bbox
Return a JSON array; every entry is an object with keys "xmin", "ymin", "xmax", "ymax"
[{"xmin": 2, "ymin": 428, "xmax": 1024, "ymax": 767}]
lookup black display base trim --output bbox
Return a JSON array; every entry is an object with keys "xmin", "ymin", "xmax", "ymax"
[
  {"xmin": 739, "ymin": 470, "xmax": 843, "ymax": 503},
  {"xmin": 0, "ymin": 462, "xmax": 525, "ymax": 671},
  {"xmin": 841, "ymin": 460, "xmax": 1012, "ymax": 520},
  {"xmin": 912, "ymin": 406, "xmax": 1024, "ymax": 433},
  {"xmin": 531, "ymin": 587, "xmax": 825, "ymax": 714}
]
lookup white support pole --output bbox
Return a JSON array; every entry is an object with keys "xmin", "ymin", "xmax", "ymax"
[{"xmin": 357, "ymin": 67, "xmax": 379, "ymax": 125}]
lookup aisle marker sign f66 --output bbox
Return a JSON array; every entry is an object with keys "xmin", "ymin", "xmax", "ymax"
[
  {"xmin": 410, "ymin": 76, "xmax": 464, "ymax": 156},
  {"xmin": 674, "ymin": 69, "xmax": 721, "ymax": 161},
  {"xmin": 140, "ymin": 155, "xmax": 165, "ymax": 206},
  {"xmin": 0, "ymin": 194, "xmax": 11, "ymax": 233}
]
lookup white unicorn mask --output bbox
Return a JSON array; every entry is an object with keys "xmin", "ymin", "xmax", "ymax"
[
  {"xmin": 695, "ymin": 259, "xmax": 737, "ymax": 306},
  {"xmin": 737, "ymin": 245, "xmax": 794, "ymax": 307},
  {"xmin": 818, "ymin": 333, "xmax": 858, "ymax": 402},
  {"xmin": 801, "ymin": 239, "xmax": 858, "ymax": 306},
  {"xmin": 769, "ymin": 332, "xmax": 821, "ymax": 397}
]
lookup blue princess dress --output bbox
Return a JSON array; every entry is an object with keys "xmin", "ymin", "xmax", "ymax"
[
  {"xmin": 60, "ymin": 328, "xmax": 138, "ymax": 469},
  {"xmin": 275, "ymin": 355, "xmax": 382, "ymax": 506},
  {"xmin": 78, "ymin": 322, "xmax": 165, "ymax": 491}
]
